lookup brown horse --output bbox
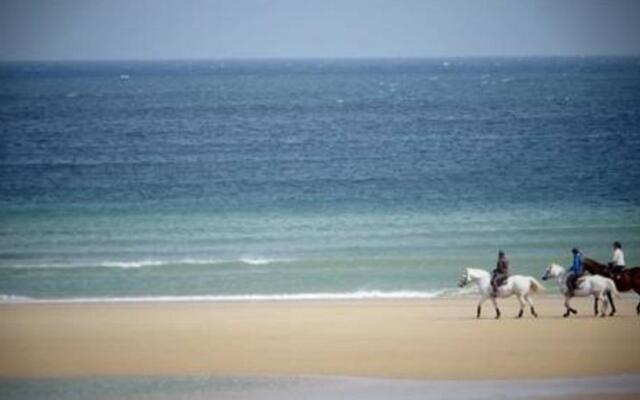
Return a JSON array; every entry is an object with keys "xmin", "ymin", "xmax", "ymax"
[{"xmin": 583, "ymin": 257, "xmax": 640, "ymax": 316}]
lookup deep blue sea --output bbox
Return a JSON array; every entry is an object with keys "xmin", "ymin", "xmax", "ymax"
[{"xmin": 1, "ymin": 58, "xmax": 639, "ymax": 301}]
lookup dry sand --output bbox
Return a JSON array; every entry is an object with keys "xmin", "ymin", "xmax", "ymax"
[{"xmin": 0, "ymin": 297, "xmax": 639, "ymax": 379}]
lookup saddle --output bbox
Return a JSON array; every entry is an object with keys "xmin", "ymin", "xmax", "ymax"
[
  {"xmin": 497, "ymin": 276, "xmax": 509, "ymax": 286},
  {"xmin": 573, "ymin": 276, "xmax": 587, "ymax": 290}
]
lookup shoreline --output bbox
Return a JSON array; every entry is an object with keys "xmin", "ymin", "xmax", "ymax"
[
  {"xmin": 1, "ymin": 291, "xmax": 635, "ymax": 305},
  {"xmin": 1, "ymin": 297, "xmax": 639, "ymax": 380}
]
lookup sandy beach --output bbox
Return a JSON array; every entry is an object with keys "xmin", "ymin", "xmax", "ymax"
[{"xmin": 0, "ymin": 296, "xmax": 639, "ymax": 380}]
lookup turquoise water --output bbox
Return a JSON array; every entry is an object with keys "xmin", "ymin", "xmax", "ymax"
[{"xmin": 1, "ymin": 58, "xmax": 639, "ymax": 301}]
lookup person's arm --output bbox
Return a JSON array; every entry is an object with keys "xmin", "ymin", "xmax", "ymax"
[
  {"xmin": 570, "ymin": 255, "xmax": 579, "ymax": 272},
  {"xmin": 577, "ymin": 254, "xmax": 583, "ymax": 272},
  {"xmin": 497, "ymin": 258, "xmax": 507, "ymax": 273}
]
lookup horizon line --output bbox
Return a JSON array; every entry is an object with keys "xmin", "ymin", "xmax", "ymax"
[{"xmin": 2, "ymin": 54, "xmax": 640, "ymax": 64}]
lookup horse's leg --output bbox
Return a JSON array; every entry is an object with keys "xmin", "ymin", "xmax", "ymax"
[
  {"xmin": 568, "ymin": 295, "xmax": 578, "ymax": 314},
  {"xmin": 476, "ymin": 295, "xmax": 488, "ymax": 319},
  {"xmin": 600, "ymin": 294, "xmax": 609, "ymax": 318},
  {"xmin": 563, "ymin": 296, "xmax": 573, "ymax": 318},
  {"xmin": 525, "ymin": 294, "xmax": 537, "ymax": 318},
  {"xmin": 491, "ymin": 296, "xmax": 501, "ymax": 319},
  {"xmin": 593, "ymin": 297, "xmax": 599, "ymax": 316},
  {"xmin": 636, "ymin": 290, "xmax": 640, "ymax": 316},
  {"xmin": 516, "ymin": 295, "xmax": 525, "ymax": 319},
  {"xmin": 607, "ymin": 290, "xmax": 616, "ymax": 317}
]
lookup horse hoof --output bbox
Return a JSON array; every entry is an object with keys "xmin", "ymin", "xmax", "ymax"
[
  {"xmin": 563, "ymin": 313, "xmax": 570, "ymax": 318},
  {"xmin": 609, "ymin": 312, "xmax": 615, "ymax": 317}
]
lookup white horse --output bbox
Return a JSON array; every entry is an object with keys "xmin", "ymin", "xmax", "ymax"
[
  {"xmin": 458, "ymin": 268, "xmax": 544, "ymax": 319},
  {"xmin": 541, "ymin": 263, "xmax": 619, "ymax": 318}
]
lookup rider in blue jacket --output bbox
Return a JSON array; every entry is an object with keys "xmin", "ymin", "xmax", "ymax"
[{"xmin": 566, "ymin": 248, "xmax": 583, "ymax": 296}]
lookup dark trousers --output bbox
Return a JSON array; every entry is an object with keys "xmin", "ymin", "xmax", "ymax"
[
  {"xmin": 566, "ymin": 271, "xmax": 582, "ymax": 292},
  {"xmin": 491, "ymin": 272, "xmax": 508, "ymax": 290},
  {"xmin": 608, "ymin": 263, "xmax": 625, "ymax": 275}
]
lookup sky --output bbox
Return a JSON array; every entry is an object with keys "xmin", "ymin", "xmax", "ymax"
[{"xmin": 0, "ymin": 0, "xmax": 639, "ymax": 61}]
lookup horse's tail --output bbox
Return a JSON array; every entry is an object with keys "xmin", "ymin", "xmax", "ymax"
[
  {"xmin": 606, "ymin": 278, "xmax": 621, "ymax": 298},
  {"xmin": 529, "ymin": 277, "xmax": 545, "ymax": 293}
]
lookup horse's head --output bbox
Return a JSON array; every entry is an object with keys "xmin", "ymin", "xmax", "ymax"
[
  {"xmin": 458, "ymin": 268, "xmax": 471, "ymax": 287},
  {"xmin": 542, "ymin": 263, "xmax": 564, "ymax": 280},
  {"xmin": 459, "ymin": 268, "xmax": 487, "ymax": 287}
]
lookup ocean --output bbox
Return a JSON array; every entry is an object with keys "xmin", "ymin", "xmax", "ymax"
[{"xmin": 1, "ymin": 57, "xmax": 639, "ymax": 302}]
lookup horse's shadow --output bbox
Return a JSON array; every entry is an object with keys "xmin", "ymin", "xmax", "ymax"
[{"xmin": 442, "ymin": 312, "xmax": 635, "ymax": 321}]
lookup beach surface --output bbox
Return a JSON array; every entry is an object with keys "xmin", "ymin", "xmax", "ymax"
[{"xmin": 1, "ymin": 297, "xmax": 639, "ymax": 380}]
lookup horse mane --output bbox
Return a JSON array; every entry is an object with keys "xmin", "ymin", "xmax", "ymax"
[
  {"xmin": 466, "ymin": 267, "xmax": 490, "ymax": 277},
  {"xmin": 548, "ymin": 263, "xmax": 566, "ymax": 273},
  {"xmin": 583, "ymin": 258, "xmax": 610, "ymax": 275},
  {"xmin": 584, "ymin": 257, "xmax": 606, "ymax": 268}
]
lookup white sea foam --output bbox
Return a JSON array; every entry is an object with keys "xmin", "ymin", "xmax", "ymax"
[
  {"xmin": 6, "ymin": 257, "xmax": 291, "ymax": 269},
  {"xmin": 98, "ymin": 260, "xmax": 168, "ymax": 268},
  {"xmin": 239, "ymin": 257, "xmax": 278, "ymax": 265},
  {"xmin": 99, "ymin": 259, "xmax": 223, "ymax": 268},
  {"xmin": 0, "ymin": 294, "xmax": 32, "ymax": 302},
  {"xmin": 98, "ymin": 258, "xmax": 240, "ymax": 268},
  {"xmin": 0, "ymin": 290, "xmax": 454, "ymax": 304}
]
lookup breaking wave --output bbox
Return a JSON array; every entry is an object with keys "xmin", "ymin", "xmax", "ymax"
[{"xmin": 0, "ymin": 289, "xmax": 473, "ymax": 304}]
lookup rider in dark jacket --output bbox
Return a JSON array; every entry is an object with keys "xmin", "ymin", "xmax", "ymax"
[
  {"xmin": 491, "ymin": 250, "xmax": 509, "ymax": 297},
  {"xmin": 566, "ymin": 248, "xmax": 583, "ymax": 296}
]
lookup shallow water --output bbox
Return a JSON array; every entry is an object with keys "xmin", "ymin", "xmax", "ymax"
[{"xmin": 1, "ymin": 375, "xmax": 639, "ymax": 400}]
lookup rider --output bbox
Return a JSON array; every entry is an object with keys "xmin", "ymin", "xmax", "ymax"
[
  {"xmin": 566, "ymin": 247, "xmax": 584, "ymax": 296},
  {"xmin": 609, "ymin": 241, "xmax": 626, "ymax": 274},
  {"xmin": 491, "ymin": 250, "xmax": 509, "ymax": 297}
]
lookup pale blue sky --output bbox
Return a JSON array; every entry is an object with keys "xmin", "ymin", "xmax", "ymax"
[{"xmin": 1, "ymin": 0, "xmax": 639, "ymax": 61}]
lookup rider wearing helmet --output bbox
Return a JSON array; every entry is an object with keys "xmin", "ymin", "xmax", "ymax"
[
  {"xmin": 566, "ymin": 247, "xmax": 583, "ymax": 296},
  {"xmin": 609, "ymin": 241, "xmax": 626, "ymax": 275},
  {"xmin": 491, "ymin": 250, "xmax": 509, "ymax": 297}
]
